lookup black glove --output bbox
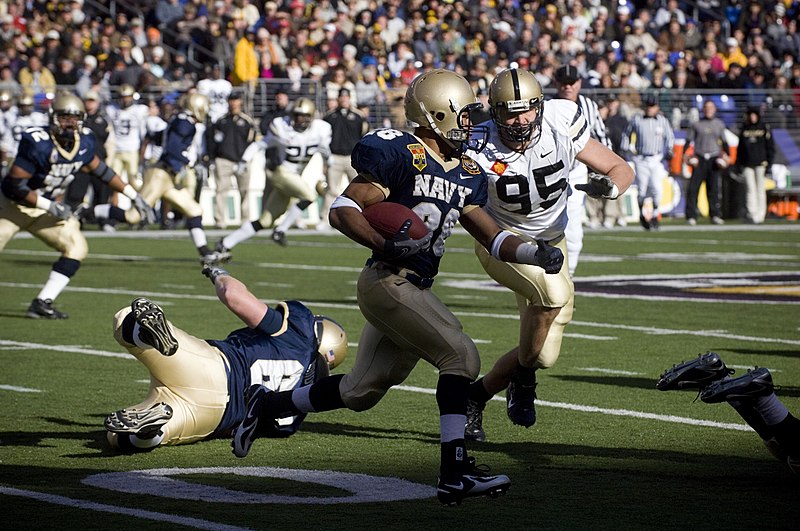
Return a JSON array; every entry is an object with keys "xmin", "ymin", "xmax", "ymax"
[
  {"xmin": 133, "ymin": 194, "xmax": 157, "ymax": 225},
  {"xmin": 202, "ymin": 264, "xmax": 230, "ymax": 284},
  {"xmin": 575, "ymin": 173, "xmax": 620, "ymax": 199},
  {"xmin": 382, "ymin": 219, "xmax": 433, "ymax": 260},
  {"xmin": 534, "ymin": 239, "xmax": 564, "ymax": 275},
  {"xmin": 47, "ymin": 201, "xmax": 73, "ymax": 220}
]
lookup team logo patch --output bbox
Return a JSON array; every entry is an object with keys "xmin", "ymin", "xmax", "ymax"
[
  {"xmin": 50, "ymin": 149, "xmax": 59, "ymax": 164},
  {"xmin": 407, "ymin": 143, "xmax": 426, "ymax": 171},
  {"xmin": 460, "ymin": 157, "xmax": 481, "ymax": 174},
  {"xmin": 491, "ymin": 160, "xmax": 508, "ymax": 175}
]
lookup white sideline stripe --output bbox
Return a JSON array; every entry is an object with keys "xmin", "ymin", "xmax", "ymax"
[
  {"xmin": 0, "ymin": 340, "xmax": 133, "ymax": 360},
  {"xmin": 2, "ymin": 281, "xmax": 799, "ymax": 347},
  {"xmin": 0, "ymin": 486, "xmax": 251, "ymax": 531},
  {"xmin": 0, "ymin": 384, "xmax": 41, "ymax": 393},
  {"xmin": 395, "ymin": 385, "xmax": 752, "ymax": 432},
  {"xmin": 577, "ymin": 367, "xmax": 642, "ymax": 375},
  {"xmin": 565, "ymin": 333, "xmax": 617, "ymax": 341}
]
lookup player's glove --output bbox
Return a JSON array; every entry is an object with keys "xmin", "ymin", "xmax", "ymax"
[
  {"xmin": 575, "ymin": 172, "xmax": 620, "ymax": 199},
  {"xmin": 47, "ymin": 201, "xmax": 73, "ymax": 220},
  {"xmin": 133, "ymin": 194, "xmax": 157, "ymax": 225},
  {"xmin": 382, "ymin": 219, "xmax": 433, "ymax": 260},
  {"xmin": 202, "ymin": 264, "xmax": 230, "ymax": 284},
  {"xmin": 533, "ymin": 239, "xmax": 564, "ymax": 274}
]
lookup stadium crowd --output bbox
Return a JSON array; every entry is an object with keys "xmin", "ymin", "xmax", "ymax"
[{"xmin": 0, "ymin": 0, "xmax": 798, "ymax": 121}]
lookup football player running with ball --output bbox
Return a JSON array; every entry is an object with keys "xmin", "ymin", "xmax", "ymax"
[
  {"xmin": 0, "ymin": 92, "xmax": 154, "ymax": 319},
  {"xmin": 230, "ymin": 69, "xmax": 564, "ymax": 506},
  {"xmin": 465, "ymin": 68, "xmax": 633, "ymax": 441},
  {"xmin": 105, "ymin": 264, "xmax": 347, "ymax": 452}
]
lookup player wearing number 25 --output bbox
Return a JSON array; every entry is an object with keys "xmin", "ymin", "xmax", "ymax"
[
  {"xmin": 0, "ymin": 92, "xmax": 153, "ymax": 319},
  {"xmin": 465, "ymin": 69, "xmax": 633, "ymax": 442},
  {"xmin": 231, "ymin": 69, "xmax": 567, "ymax": 505}
]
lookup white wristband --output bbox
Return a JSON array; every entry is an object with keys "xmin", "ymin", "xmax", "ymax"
[
  {"xmin": 515, "ymin": 243, "xmax": 538, "ymax": 265},
  {"xmin": 121, "ymin": 184, "xmax": 138, "ymax": 200},
  {"xmin": 330, "ymin": 195, "xmax": 362, "ymax": 212},
  {"xmin": 490, "ymin": 230, "xmax": 513, "ymax": 259},
  {"xmin": 607, "ymin": 183, "xmax": 620, "ymax": 200},
  {"xmin": 35, "ymin": 195, "xmax": 53, "ymax": 211}
]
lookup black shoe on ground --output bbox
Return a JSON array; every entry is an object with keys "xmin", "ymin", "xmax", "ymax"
[
  {"xmin": 271, "ymin": 230, "xmax": 287, "ymax": 246},
  {"xmin": 105, "ymin": 402, "xmax": 173, "ymax": 438},
  {"xmin": 656, "ymin": 351, "xmax": 734, "ymax": 391},
  {"xmin": 232, "ymin": 384, "xmax": 275, "ymax": 458},
  {"xmin": 506, "ymin": 376, "xmax": 537, "ymax": 428},
  {"xmin": 26, "ymin": 298, "xmax": 68, "ymax": 319},
  {"xmin": 437, "ymin": 457, "xmax": 511, "ymax": 506},
  {"xmin": 700, "ymin": 367, "xmax": 774, "ymax": 403},
  {"xmin": 131, "ymin": 297, "xmax": 178, "ymax": 356},
  {"xmin": 465, "ymin": 399, "xmax": 486, "ymax": 442},
  {"xmin": 639, "ymin": 214, "xmax": 651, "ymax": 230}
]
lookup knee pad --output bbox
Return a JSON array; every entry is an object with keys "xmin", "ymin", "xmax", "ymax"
[
  {"xmin": 340, "ymin": 386, "xmax": 387, "ymax": 412},
  {"xmin": 112, "ymin": 307, "xmax": 134, "ymax": 347},
  {"xmin": 60, "ymin": 221, "xmax": 88, "ymax": 260},
  {"xmin": 437, "ymin": 339, "xmax": 481, "ymax": 381}
]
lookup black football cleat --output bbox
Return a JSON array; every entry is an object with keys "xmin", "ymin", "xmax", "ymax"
[
  {"xmin": 700, "ymin": 367, "xmax": 775, "ymax": 403},
  {"xmin": 639, "ymin": 213, "xmax": 651, "ymax": 231},
  {"xmin": 271, "ymin": 230, "xmax": 287, "ymax": 246},
  {"xmin": 657, "ymin": 351, "xmax": 734, "ymax": 391},
  {"xmin": 232, "ymin": 384, "xmax": 275, "ymax": 458},
  {"xmin": 437, "ymin": 457, "xmax": 511, "ymax": 506},
  {"xmin": 131, "ymin": 297, "xmax": 178, "ymax": 356},
  {"xmin": 506, "ymin": 373, "xmax": 537, "ymax": 427},
  {"xmin": 26, "ymin": 298, "xmax": 68, "ymax": 319},
  {"xmin": 465, "ymin": 399, "xmax": 487, "ymax": 442},
  {"xmin": 105, "ymin": 402, "xmax": 173, "ymax": 438}
]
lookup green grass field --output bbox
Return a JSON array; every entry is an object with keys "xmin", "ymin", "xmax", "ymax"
[{"xmin": 1, "ymin": 221, "xmax": 799, "ymax": 530}]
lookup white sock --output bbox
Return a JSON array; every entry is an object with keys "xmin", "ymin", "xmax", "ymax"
[
  {"xmin": 440, "ymin": 414, "xmax": 467, "ymax": 443},
  {"xmin": 275, "ymin": 205, "xmax": 304, "ymax": 233},
  {"xmin": 291, "ymin": 386, "xmax": 315, "ymax": 413},
  {"xmin": 37, "ymin": 271, "xmax": 71, "ymax": 301},
  {"xmin": 190, "ymin": 227, "xmax": 208, "ymax": 248},
  {"xmin": 222, "ymin": 222, "xmax": 257, "ymax": 250},
  {"xmin": 754, "ymin": 394, "xmax": 790, "ymax": 426},
  {"xmin": 94, "ymin": 204, "xmax": 111, "ymax": 219},
  {"xmin": 129, "ymin": 430, "xmax": 165, "ymax": 449}
]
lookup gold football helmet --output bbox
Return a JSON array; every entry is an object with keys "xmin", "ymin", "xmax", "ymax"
[
  {"xmin": 49, "ymin": 92, "xmax": 86, "ymax": 143},
  {"xmin": 404, "ymin": 69, "xmax": 487, "ymax": 154},
  {"xmin": 292, "ymin": 97, "xmax": 316, "ymax": 132},
  {"xmin": 314, "ymin": 316, "xmax": 347, "ymax": 370},
  {"xmin": 489, "ymin": 68, "xmax": 544, "ymax": 147},
  {"xmin": 0, "ymin": 89, "xmax": 14, "ymax": 107},
  {"xmin": 118, "ymin": 83, "xmax": 136, "ymax": 107},
  {"xmin": 181, "ymin": 92, "xmax": 209, "ymax": 123}
]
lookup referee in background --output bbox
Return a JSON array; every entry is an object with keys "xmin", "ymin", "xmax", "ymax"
[
  {"xmin": 554, "ymin": 64, "xmax": 613, "ymax": 276},
  {"xmin": 621, "ymin": 93, "xmax": 675, "ymax": 230}
]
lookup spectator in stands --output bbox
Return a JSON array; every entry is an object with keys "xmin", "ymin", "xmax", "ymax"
[
  {"xmin": 654, "ymin": 0, "xmax": 686, "ymax": 29},
  {"xmin": 155, "ymin": 0, "xmax": 185, "ymax": 26},
  {"xmin": 232, "ymin": 27, "xmax": 258, "ymax": 91},
  {"xmin": 17, "ymin": 55, "xmax": 56, "ymax": 96}
]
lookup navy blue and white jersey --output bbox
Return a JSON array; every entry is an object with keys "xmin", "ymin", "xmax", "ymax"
[
  {"xmin": 9, "ymin": 127, "xmax": 96, "ymax": 199},
  {"xmin": 352, "ymin": 129, "xmax": 488, "ymax": 279},
  {"xmin": 210, "ymin": 300, "xmax": 319, "ymax": 436},
  {"xmin": 159, "ymin": 112, "xmax": 197, "ymax": 174}
]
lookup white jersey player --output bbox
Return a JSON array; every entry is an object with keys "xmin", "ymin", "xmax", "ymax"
[
  {"xmin": 218, "ymin": 97, "xmax": 331, "ymax": 253},
  {"xmin": 2, "ymin": 94, "xmax": 47, "ymax": 163},
  {"xmin": 464, "ymin": 68, "xmax": 633, "ymax": 442},
  {"xmin": 105, "ymin": 84, "xmax": 149, "ymax": 187},
  {"xmin": 197, "ymin": 66, "xmax": 232, "ymax": 124}
]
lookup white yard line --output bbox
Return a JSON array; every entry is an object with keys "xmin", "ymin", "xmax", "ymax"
[{"xmin": 0, "ymin": 487, "xmax": 252, "ymax": 531}]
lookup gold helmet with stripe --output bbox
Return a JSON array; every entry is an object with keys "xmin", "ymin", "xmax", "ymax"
[
  {"xmin": 181, "ymin": 92, "xmax": 209, "ymax": 123},
  {"xmin": 49, "ymin": 91, "xmax": 86, "ymax": 144},
  {"xmin": 314, "ymin": 316, "xmax": 347, "ymax": 370},
  {"xmin": 489, "ymin": 68, "xmax": 544, "ymax": 147},
  {"xmin": 291, "ymin": 97, "xmax": 316, "ymax": 132}
]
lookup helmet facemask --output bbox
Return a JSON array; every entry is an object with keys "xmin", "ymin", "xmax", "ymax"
[
  {"xmin": 491, "ymin": 99, "xmax": 544, "ymax": 149},
  {"xmin": 49, "ymin": 94, "xmax": 86, "ymax": 148}
]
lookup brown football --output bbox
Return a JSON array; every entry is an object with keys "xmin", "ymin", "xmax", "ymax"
[{"xmin": 363, "ymin": 202, "xmax": 428, "ymax": 239}]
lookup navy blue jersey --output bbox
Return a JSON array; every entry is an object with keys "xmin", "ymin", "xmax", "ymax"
[
  {"xmin": 159, "ymin": 113, "xmax": 196, "ymax": 174},
  {"xmin": 210, "ymin": 300, "xmax": 319, "ymax": 436},
  {"xmin": 351, "ymin": 129, "xmax": 488, "ymax": 278},
  {"xmin": 9, "ymin": 127, "xmax": 96, "ymax": 199}
]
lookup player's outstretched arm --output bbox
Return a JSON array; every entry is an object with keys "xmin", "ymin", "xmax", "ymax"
[
  {"xmin": 202, "ymin": 265, "xmax": 269, "ymax": 328},
  {"xmin": 575, "ymin": 138, "xmax": 635, "ymax": 197},
  {"xmin": 461, "ymin": 207, "xmax": 564, "ymax": 274}
]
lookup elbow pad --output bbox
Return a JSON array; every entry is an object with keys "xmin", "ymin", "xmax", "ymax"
[
  {"xmin": 92, "ymin": 160, "xmax": 116, "ymax": 183},
  {"xmin": 1, "ymin": 176, "xmax": 32, "ymax": 202}
]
